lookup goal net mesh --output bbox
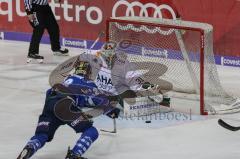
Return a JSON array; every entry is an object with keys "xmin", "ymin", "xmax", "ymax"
[{"xmin": 107, "ymin": 17, "xmax": 234, "ymax": 114}]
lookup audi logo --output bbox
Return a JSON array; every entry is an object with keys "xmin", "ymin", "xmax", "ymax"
[
  {"xmin": 111, "ymin": 1, "xmax": 177, "ymax": 36},
  {"xmin": 112, "ymin": 1, "xmax": 177, "ymax": 19}
]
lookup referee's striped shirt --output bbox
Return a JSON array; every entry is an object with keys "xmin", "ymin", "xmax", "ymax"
[{"xmin": 24, "ymin": 0, "xmax": 49, "ymax": 14}]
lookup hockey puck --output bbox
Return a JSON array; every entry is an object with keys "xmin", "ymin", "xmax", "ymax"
[{"xmin": 145, "ymin": 120, "xmax": 151, "ymax": 123}]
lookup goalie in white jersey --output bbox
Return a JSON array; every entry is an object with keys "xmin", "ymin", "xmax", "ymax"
[{"xmin": 79, "ymin": 41, "xmax": 171, "ymax": 107}]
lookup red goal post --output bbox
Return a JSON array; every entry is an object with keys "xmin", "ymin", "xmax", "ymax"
[{"xmin": 106, "ymin": 16, "xmax": 239, "ymax": 115}]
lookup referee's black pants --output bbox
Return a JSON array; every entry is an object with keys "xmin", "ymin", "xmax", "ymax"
[{"xmin": 28, "ymin": 4, "xmax": 61, "ymax": 55}]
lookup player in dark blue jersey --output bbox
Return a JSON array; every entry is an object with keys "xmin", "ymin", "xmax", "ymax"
[{"xmin": 17, "ymin": 61, "xmax": 120, "ymax": 159}]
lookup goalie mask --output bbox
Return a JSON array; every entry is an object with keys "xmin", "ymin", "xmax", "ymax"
[
  {"xmin": 74, "ymin": 61, "xmax": 91, "ymax": 79},
  {"xmin": 101, "ymin": 41, "xmax": 117, "ymax": 68}
]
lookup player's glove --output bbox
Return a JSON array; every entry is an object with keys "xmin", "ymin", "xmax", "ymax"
[{"xmin": 106, "ymin": 108, "xmax": 120, "ymax": 119}]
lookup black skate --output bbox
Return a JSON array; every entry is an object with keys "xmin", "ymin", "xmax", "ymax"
[
  {"xmin": 27, "ymin": 54, "xmax": 44, "ymax": 63},
  {"xmin": 65, "ymin": 147, "xmax": 87, "ymax": 159},
  {"xmin": 53, "ymin": 48, "xmax": 69, "ymax": 56},
  {"xmin": 17, "ymin": 145, "xmax": 34, "ymax": 159}
]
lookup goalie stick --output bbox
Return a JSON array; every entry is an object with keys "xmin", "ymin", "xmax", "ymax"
[
  {"xmin": 89, "ymin": 31, "xmax": 105, "ymax": 50},
  {"xmin": 218, "ymin": 119, "xmax": 240, "ymax": 131}
]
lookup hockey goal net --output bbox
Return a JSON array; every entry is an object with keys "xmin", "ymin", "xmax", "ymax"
[{"xmin": 106, "ymin": 16, "xmax": 239, "ymax": 115}]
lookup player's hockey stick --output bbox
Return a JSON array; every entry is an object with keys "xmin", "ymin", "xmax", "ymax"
[
  {"xmin": 218, "ymin": 119, "xmax": 240, "ymax": 131},
  {"xmin": 100, "ymin": 118, "xmax": 117, "ymax": 133}
]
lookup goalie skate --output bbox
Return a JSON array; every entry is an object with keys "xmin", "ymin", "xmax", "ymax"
[{"xmin": 27, "ymin": 54, "xmax": 44, "ymax": 64}]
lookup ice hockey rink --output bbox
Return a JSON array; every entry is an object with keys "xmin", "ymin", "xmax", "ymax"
[{"xmin": 1, "ymin": 40, "xmax": 240, "ymax": 159}]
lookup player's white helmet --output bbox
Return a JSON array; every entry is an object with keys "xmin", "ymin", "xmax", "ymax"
[
  {"xmin": 74, "ymin": 61, "xmax": 92, "ymax": 79},
  {"xmin": 101, "ymin": 41, "xmax": 117, "ymax": 68}
]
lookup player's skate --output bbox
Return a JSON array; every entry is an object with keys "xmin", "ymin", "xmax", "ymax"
[
  {"xmin": 27, "ymin": 54, "xmax": 44, "ymax": 63},
  {"xmin": 17, "ymin": 145, "xmax": 34, "ymax": 159},
  {"xmin": 53, "ymin": 48, "xmax": 69, "ymax": 56},
  {"xmin": 65, "ymin": 147, "xmax": 87, "ymax": 159}
]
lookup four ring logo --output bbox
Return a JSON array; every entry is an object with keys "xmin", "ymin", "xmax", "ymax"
[{"xmin": 112, "ymin": 1, "xmax": 177, "ymax": 19}]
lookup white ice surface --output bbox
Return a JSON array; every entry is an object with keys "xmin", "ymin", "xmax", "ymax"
[{"xmin": 0, "ymin": 40, "xmax": 240, "ymax": 159}]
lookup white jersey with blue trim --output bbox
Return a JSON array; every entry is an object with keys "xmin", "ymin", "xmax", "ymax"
[
  {"xmin": 91, "ymin": 51, "xmax": 144, "ymax": 95},
  {"xmin": 94, "ymin": 59, "xmax": 118, "ymax": 95},
  {"xmin": 77, "ymin": 50, "xmax": 145, "ymax": 96}
]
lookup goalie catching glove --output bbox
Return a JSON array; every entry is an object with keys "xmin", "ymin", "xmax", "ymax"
[
  {"xmin": 141, "ymin": 82, "xmax": 171, "ymax": 106},
  {"xmin": 142, "ymin": 82, "xmax": 161, "ymax": 95}
]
